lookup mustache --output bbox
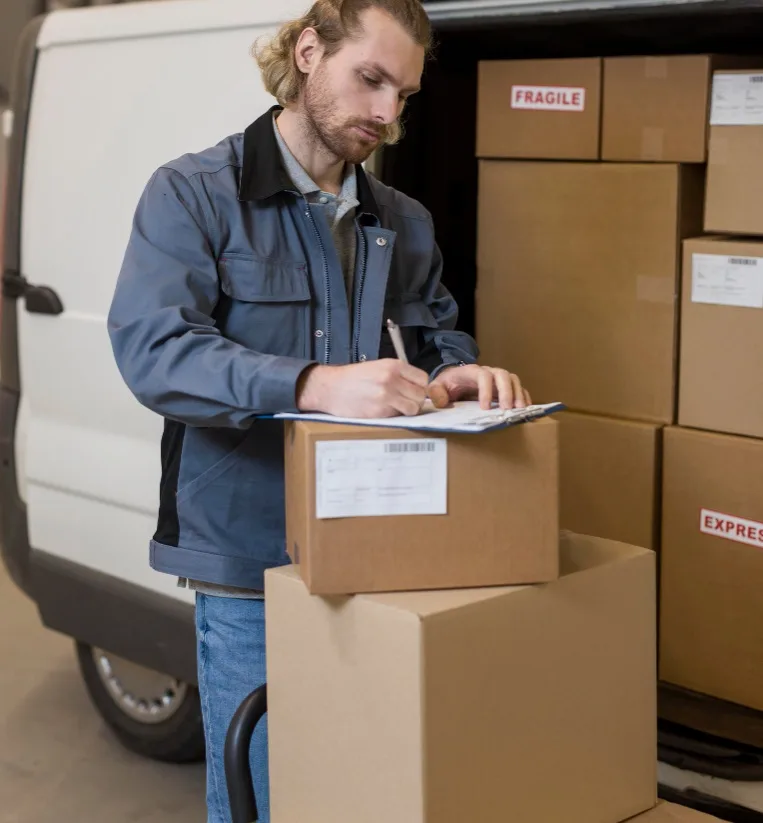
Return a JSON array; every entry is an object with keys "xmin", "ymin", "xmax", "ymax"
[{"xmin": 348, "ymin": 120, "xmax": 388, "ymax": 139}]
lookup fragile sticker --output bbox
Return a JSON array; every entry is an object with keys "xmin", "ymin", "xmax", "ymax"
[
  {"xmin": 700, "ymin": 508, "xmax": 763, "ymax": 548},
  {"xmin": 510, "ymin": 85, "xmax": 586, "ymax": 112}
]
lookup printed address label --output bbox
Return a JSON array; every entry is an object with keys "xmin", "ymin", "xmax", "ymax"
[
  {"xmin": 511, "ymin": 85, "xmax": 586, "ymax": 112},
  {"xmin": 710, "ymin": 73, "xmax": 763, "ymax": 126},
  {"xmin": 691, "ymin": 253, "xmax": 763, "ymax": 309},
  {"xmin": 315, "ymin": 438, "xmax": 447, "ymax": 519}
]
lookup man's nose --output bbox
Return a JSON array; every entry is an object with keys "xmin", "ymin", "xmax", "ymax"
[{"xmin": 373, "ymin": 90, "xmax": 400, "ymax": 125}]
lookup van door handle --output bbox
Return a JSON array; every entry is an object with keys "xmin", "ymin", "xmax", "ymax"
[{"xmin": 2, "ymin": 270, "xmax": 64, "ymax": 315}]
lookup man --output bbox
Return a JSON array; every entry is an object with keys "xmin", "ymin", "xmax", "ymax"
[{"xmin": 108, "ymin": 0, "xmax": 530, "ymax": 820}]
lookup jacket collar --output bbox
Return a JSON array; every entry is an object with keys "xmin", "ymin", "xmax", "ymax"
[{"xmin": 238, "ymin": 105, "xmax": 381, "ymax": 221}]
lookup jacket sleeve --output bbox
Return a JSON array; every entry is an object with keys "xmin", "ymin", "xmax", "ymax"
[
  {"xmin": 411, "ymin": 237, "xmax": 480, "ymax": 378},
  {"xmin": 107, "ymin": 166, "xmax": 317, "ymax": 429}
]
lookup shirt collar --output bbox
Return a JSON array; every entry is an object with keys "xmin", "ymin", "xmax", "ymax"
[{"xmin": 238, "ymin": 105, "xmax": 377, "ymax": 219}]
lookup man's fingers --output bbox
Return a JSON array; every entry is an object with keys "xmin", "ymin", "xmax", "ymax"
[
  {"xmin": 511, "ymin": 373, "xmax": 527, "ymax": 408},
  {"xmin": 428, "ymin": 383, "xmax": 451, "ymax": 408},
  {"xmin": 524, "ymin": 388, "xmax": 532, "ymax": 406},
  {"xmin": 492, "ymin": 369, "xmax": 515, "ymax": 410},
  {"xmin": 398, "ymin": 363, "xmax": 430, "ymax": 388},
  {"xmin": 478, "ymin": 368, "xmax": 494, "ymax": 410}
]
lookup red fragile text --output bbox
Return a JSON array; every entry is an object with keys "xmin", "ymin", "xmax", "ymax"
[
  {"xmin": 700, "ymin": 508, "xmax": 763, "ymax": 548},
  {"xmin": 510, "ymin": 85, "xmax": 586, "ymax": 112}
]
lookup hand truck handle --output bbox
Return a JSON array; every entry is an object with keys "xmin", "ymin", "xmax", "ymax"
[{"xmin": 224, "ymin": 683, "xmax": 268, "ymax": 823}]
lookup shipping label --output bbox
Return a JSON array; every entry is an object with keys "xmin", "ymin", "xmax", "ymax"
[
  {"xmin": 691, "ymin": 253, "xmax": 763, "ymax": 309},
  {"xmin": 315, "ymin": 438, "xmax": 447, "ymax": 519},
  {"xmin": 710, "ymin": 73, "xmax": 763, "ymax": 126},
  {"xmin": 700, "ymin": 508, "xmax": 763, "ymax": 549},
  {"xmin": 510, "ymin": 85, "xmax": 586, "ymax": 112}
]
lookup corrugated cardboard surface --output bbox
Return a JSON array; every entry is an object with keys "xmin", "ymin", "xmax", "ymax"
[
  {"xmin": 678, "ymin": 237, "xmax": 763, "ymax": 439},
  {"xmin": 626, "ymin": 801, "xmax": 721, "ymax": 821},
  {"xmin": 476, "ymin": 58, "xmax": 602, "ymax": 160},
  {"xmin": 476, "ymin": 161, "xmax": 705, "ymax": 422},
  {"xmin": 284, "ymin": 418, "xmax": 559, "ymax": 594},
  {"xmin": 602, "ymin": 55, "xmax": 713, "ymax": 162},
  {"xmin": 659, "ymin": 426, "xmax": 763, "ymax": 711},
  {"xmin": 559, "ymin": 411, "xmax": 661, "ymax": 550},
  {"xmin": 705, "ymin": 72, "xmax": 763, "ymax": 234},
  {"xmin": 266, "ymin": 532, "xmax": 657, "ymax": 823}
]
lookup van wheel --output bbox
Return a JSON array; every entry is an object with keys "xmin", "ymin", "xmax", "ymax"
[{"xmin": 75, "ymin": 641, "xmax": 205, "ymax": 763}]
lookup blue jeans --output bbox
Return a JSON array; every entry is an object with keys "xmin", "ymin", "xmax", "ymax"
[{"xmin": 195, "ymin": 594, "xmax": 270, "ymax": 823}]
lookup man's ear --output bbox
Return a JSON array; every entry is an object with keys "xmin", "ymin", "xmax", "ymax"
[{"xmin": 294, "ymin": 27, "xmax": 324, "ymax": 75}]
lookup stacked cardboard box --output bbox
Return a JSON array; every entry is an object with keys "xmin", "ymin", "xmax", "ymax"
[
  {"xmin": 660, "ymin": 66, "xmax": 763, "ymax": 711},
  {"xmin": 475, "ymin": 56, "xmax": 763, "ymax": 716},
  {"xmin": 267, "ymin": 419, "xmax": 673, "ymax": 822}
]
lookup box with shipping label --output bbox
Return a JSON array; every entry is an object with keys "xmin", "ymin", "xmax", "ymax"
[
  {"xmin": 705, "ymin": 70, "xmax": 763, "ymax": 235},
  {"xmin": 559, "ymin": 411, "xmax": 662, "ymax": 551},
  {"xmin": 678, "ymin": 237, "xmax": 763, "ymax": 439},
  {"xmin": 284, "ymin": 418, "xmax": 559, "ymax": 595},
  {"xmin": 602, "ymin": 55, "xmax": 755, "ymax": 162},
  {"xmin": 476, "ymin": 58, "xmax": 602, "ymax": 160},
  {"xmin": 626, "ymin": 801, "xmax": 722, "ymax": 822},
  {"xmin": 266, "ymin": 532, "xmax": 657, "ymax": 823},
  {"xmin": 659, "ymin": 426, "xmax": 763, "ymax": 712},
  {"xmin": 476, "ymin": 160, "xmax": 705, "ymax": 423}
]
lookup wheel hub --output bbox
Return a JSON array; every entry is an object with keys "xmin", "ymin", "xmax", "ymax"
[{"xmin": 92, "ymin": 648, "xmax": 188, "ymax": 725}]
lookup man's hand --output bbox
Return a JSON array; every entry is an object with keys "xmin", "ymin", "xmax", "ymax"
[
  {"xmin": 296, "ymin": 360, "xmax": 429, "ymax": 418},
  {"xmin": 428, "ymin": 364, "xmax": 532, "ymax": 411}
]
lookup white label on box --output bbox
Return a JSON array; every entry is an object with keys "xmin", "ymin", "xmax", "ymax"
[
  {"xmin": 510, "ymin": 85, "xmax": 586, "ymax": 112},
  {"xmin": 315, "ymin": 438, "xmax": 447, "ymax": 519},
  {"xmin": 700, "ymin": 509, "xmax": 763, "ymax": 549},
  {"xmin": 710, "ymin": 73, "xmax": 763, "ymax": 125},
  {"xmin": 691, "ymin": 254, "xmax": 763, "ymax": 309}
]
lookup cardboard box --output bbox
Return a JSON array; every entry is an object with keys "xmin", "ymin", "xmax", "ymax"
[
  {"xmin": 660, "ymin": 426, "xmax": 763, "ymax": 711},
  {"xmin": 626, "ymin": 801, "xmax": 721, "ymax": 822},
  {"xmin": 678, "ymin": 237, "xmax": 763, "ymax": 439},
  {"xmin": 284, "ymin": 418, "xmax": 559, "ymax": 594},
  {"xmin": 602, "ymin": 55, "xmax": 752, "ymax": 162},
  {"xmin": 705, "ymin": 70, "xmax": 763, "ymax": 235},
  {"xmin": 476, "ymin": 58, "xmax": 602, "ymax": 160},
  {"xmin": 476, "ymin": 161, "xmax": 705, "ymax": 423},
  {"xmin": 266, "ymin": 532, "xmax": 657, "ymax": 823},
  {"xmin": 559, "ymin": 411, "xmax": 661, "ymax": 551}
]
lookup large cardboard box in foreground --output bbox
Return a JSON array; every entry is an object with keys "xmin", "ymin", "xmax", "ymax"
[
  {"xmin": 477, "ymin": 161, "xmax": 704, "ymax": 422},
  {"xmin": 602, "ymin": 55, "xmax": 752, "ymax": 162},
  {"xmin": 705, "ymin": 70, "xmax": 763, "ymax": 235},
  {"xmin": 559, "ymin": 411, "xmax": 662, "ymax": 551},
  {"xmin": 284, "ymin": 418, "xmax": 559, "ymax": 594},
  {"xmin": 660, "ymin": 426, "xmax": 763, "ymax": 711},
  {"xmin": 477, "ymin": 58, "xmax": 602, "ymax": 160},
  {"xmin": 266, "ymin": 533, "xmax": 657, "ymax": 823},
  {"xmin": 678, "ymin": 237, "xmax": 763, "ymax": 439}
]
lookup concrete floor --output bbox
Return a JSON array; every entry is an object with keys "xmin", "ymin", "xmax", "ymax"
[{"xmin": 0, "ymin": 564, "xmax": 207, "ymax": 823}]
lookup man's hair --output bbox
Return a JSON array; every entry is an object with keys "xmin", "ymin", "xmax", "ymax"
[{"xmin": 254, "ymin": 0, "xmax": 432, "ymax": 113}]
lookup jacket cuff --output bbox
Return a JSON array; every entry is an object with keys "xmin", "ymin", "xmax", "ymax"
[{"xmin": 256, "ymin": 356, "xmax": 318, "ymax": 414}]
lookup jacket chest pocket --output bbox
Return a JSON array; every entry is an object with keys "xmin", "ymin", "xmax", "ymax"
[
  {"xmin": 217, "ymin": 255, "xmax": 312, "ymax": 359},
  {"xmin": 379, "ymin": 295, "xmax": 439, "ymax": 359}
]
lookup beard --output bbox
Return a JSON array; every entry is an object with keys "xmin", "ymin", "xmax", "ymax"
[{"xmin": 302, "ymin": 65, "xmax": 395, "ymax": 164}]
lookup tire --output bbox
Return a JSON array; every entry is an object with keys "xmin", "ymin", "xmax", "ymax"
[{"xmin": 75, "ymin": 640, "xmax": 205, "ymax": 764}]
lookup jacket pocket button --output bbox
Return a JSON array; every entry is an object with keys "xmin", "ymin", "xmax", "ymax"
[
  {"xmin": 359, "ymin": 354, "xmax": 367, "ymax": 361},
  {"xmin": 376, "ymin": 237, "xmax": 387, "ymax": 247},
  {"xmin": 314, "ymin": 329, "xmax": 324, "ymax": 338}
]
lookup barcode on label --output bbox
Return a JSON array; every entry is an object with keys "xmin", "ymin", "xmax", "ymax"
[{"xmin": 384, "ymin": 442, "xmax": 436, "ymax": 453}]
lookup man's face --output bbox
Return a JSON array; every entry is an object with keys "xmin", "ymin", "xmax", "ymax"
[{"xmin": 301, "ymin": 8, "xmax": 425, "ymax": 164}]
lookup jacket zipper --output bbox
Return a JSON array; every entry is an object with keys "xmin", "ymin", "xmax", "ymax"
[
  {"xmin": 352, "ymin": 224, "xmax": 369, "ymax": 364},
  {"xmin": 303, "ymin": 201, "xmax": 332, "ymax": 365}
]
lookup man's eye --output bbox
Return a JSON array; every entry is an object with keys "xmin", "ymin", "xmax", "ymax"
[{"xmin": 362, "ymin": 74, "xmax": 382, "ymax": 88}]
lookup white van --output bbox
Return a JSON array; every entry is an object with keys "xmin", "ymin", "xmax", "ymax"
[{"xmin": 2, "ymin": 0, "xmax": 762, "ymax": 796}]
